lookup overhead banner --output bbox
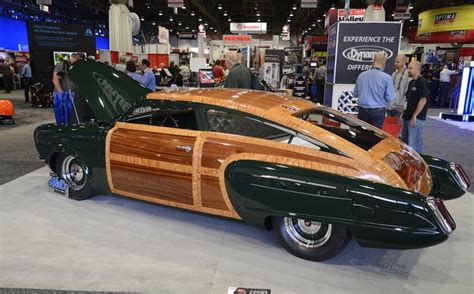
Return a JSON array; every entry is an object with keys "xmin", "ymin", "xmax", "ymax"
[
  {"xmin": 230, "ymin": 22, "xmax": 267, "ymax": 34},
  {"xmin": 325, "ymin": 9, "xmax": 365, "ymax": 30},
  {"xmin": 158, "ymin": 26, "xmax": 169, "ymax": 44},
  {"xmin": 418, "ymin": 5, "xmax": 474, "ymax": 35},
  {"xmin": 223, "ymin": 35, "xmax": 252, "ymax": 45},
  {"xmin": 408, "ymin": 27, "xmax": 474, "ymax": 44},
  {"xmin": 334, "ymin": 22, "xmax": 402, "ymax": 84},
  {"xmin": 301, "ymin": 0, "xmax": 317, "ymax": 8},
  {"xmin": 167, "ymin": 0, "xmax": 184, "ymax": 8}
]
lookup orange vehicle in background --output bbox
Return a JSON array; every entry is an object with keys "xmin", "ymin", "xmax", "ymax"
[{"xmin": 0, "ymin": 99, "xmax": 15, "ymax": 125}]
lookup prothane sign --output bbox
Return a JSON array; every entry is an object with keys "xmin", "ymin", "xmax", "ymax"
[
  {"xmin": 223, "ymin": 35, "xmax": 252, "ymax": 45},
  {"xmin": 418, "ymin": 5, "xmax": 474, "ymax": 35},
  {"xmin": 230, "ymin": 22, "xmax": 267, "ymax": 34}
]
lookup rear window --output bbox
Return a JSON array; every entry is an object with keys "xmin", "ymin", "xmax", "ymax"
[{"xmin": 295, "ymin": 108, "xmax": 387, "ymax": 151}]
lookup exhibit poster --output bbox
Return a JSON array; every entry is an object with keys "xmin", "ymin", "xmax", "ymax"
[
  {"xmin": 335, "ymin": 22, "xmax": 402, "ymax": 84},
  {"xmin": 263, "ymin": 55, "xmax": 280, "ymax": 89}
]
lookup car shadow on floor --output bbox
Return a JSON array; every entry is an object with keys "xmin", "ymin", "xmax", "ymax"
[{"xmin": 88, "ymin": 193, "xmax": 438, "ymax": 277}]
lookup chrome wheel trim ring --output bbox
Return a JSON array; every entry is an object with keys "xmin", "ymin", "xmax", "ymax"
[
  {"xmin": 284, "ymin": 217, "xmax": 332, "ymax": 248},
  {"xmin": 61, "ymin": 155, "xmax": 86, "ymax": 191}
]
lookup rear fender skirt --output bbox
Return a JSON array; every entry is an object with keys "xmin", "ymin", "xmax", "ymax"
[
  {"xmin": 421, "ymin": 154, "xmax": 467, "ymax": 200},
  {"xmin": 224, "ymin": 160, "xmax": 448, "ymax": 249}
]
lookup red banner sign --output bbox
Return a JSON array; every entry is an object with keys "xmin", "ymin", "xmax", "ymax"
[{"xmin": 223, "ymin": 35, "xmax": 252, "ymax": 45}]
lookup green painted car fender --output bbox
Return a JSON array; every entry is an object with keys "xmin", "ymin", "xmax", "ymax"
[
  {"xmin": 421, "ymin": 154, "xmax": 466, "ymax": 200},
  {"xmin": 224, "ymin": 160, "xmax": 448, "ymax": 250},
  {"xmin": 34, "ymin": 123, "xmax": 111, "ymax": 194}
]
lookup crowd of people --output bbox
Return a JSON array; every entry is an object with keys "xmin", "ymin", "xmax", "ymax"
[{"xmin": 353, "ymin": 52, "xmax": 430, "ymax": 153}]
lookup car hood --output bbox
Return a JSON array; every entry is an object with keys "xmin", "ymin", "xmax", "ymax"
[{"xmin": 68, "ymin": 59, "xmax": 151, "ymax": 122}]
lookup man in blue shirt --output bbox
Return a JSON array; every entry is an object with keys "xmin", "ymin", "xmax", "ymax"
[
  {"xmin": 140, "ymin": 59, "xmax": 156, "ymax": 91},
  {"xmin": 353, "ymin": 52, "xmax": 396, "ymax": 129},
  {"xmin": 21, "ymin": 58, "xmax": 32, "ymax": 103}
]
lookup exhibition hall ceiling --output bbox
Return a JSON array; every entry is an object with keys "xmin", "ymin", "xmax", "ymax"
[{"xmin": 2, "ymin": 0, "xmax": 474, "ymax": 37}]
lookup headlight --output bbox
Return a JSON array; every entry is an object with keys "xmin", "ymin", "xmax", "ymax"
[
  {"xmin": 450, "ymin": 162, "xmax": 471, "ymax": 190},
  {"xmin": 426, "ymin": 197, "xmax": 456, "ymax": 235}
]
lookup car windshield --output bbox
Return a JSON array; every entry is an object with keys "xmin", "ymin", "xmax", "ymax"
[{"xmin": 294, "ymin": 108, "xmax": 387, "ymax": 151}]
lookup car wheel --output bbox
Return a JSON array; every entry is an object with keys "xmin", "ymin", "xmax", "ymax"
[
  {"xmin": 273, "ymin": 216, "xmax": 349, "ymax": 261},
  {"xmin": 56, "ymin": 154, "xmax": 96, "ymax": 200}
]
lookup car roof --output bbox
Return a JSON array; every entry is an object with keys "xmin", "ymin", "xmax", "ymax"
[{"xmin": 147, "ymin": 88, "xmax": 318, "ymax": 115}]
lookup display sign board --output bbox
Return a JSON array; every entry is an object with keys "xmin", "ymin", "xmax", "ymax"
[
  {"xmin": 293, "ymin": 75, "xmax": 306, "ymax": 98},
  {"xmin": 27, "ymin": 21, "xmax": 96, "ymax": 83},
  {"xmin": 301, "ymin": 0, "xmax": 317, "ymax": 8},
  {"xmin": 167, "ymin": 0, "xmax": 184, "ymax": 8},
  {"xmin": 418, "ymin": 5, "xmax": 474, "ymax": 35},
  {"xmin": 324, "ymin": 22, "xmax": 402, "ymax": 112},
  {"xmin": 28, "ymin": 21, "xmax": 95, "ymax": 52},
  {"xmin": 223, "ymin": 35, "xmax": 252, "ymax": 45},
  {"xmin": 230, "ymin": 22, "xmax": 267, "ymax": 34},
  {"xmin": 334, "ymin": 22, "xmax": 402, "ymax": 84}
]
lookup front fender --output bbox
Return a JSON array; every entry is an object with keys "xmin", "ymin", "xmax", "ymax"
[
  {"xmin": 224, "ymin": 160, "xmax": 450, "ymax": 250},
  {"xmin": 34, "ymin": 123, "xmax": 110, "ymax": 194}
]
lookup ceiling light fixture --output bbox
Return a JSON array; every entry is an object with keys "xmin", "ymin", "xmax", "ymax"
[
  {"xmin": 218, "ymin": 4, "xmax": 223, "ymax": 10},
  {"xmin": 191, "ymin": 11, "xmax": 195, "ymax": 16},
  {"xmin": 317, "ymin": 19, "xmax": 322, "ymax": 22},
  {"xmin": 186, "ymin": 26, "xmax": 189, "ymax": 29},
  {"xmin": 158, "ymin": 11, "xmax": 163, "ymax": 16},
  {"xmin": 289, "ymin": 13, "xmax": 293, "ymax": 17},
  {"xmin": 169, "ymin": 17, "xmax": 173, "ymax": 21},
  {"xmin": 256, "ymin": 12, "xmax": 260, "ymax": 16},
  {"xmin": 228, "ymin": 18, "xmax": 232, "ymax": 22},
  {"xmin": 178, "ymin": 22, "xmax": 182, "ymax": 25},
  {"xmin": 223, "ymin": 11, "xmax": 227, "ymax": 16},
  {"xmin": 198, "ymin": 17, "xmax": 202, "ymax": 21},
  {"xmin": 292, "ymin": 5, "xmax": 297, "ymax": 10}
]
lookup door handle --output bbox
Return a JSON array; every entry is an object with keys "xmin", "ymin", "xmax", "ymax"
[{"xmin": 176, "ymin": 145, "xmax": 192, "ymax": 152}]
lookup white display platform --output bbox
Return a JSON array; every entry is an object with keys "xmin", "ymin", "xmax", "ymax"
[{"xmin": 1, "ymin": 167, "xmax": 473, "ymax": 293}]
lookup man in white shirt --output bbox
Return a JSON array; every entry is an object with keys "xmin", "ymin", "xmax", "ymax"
[
  {"xmin": 439, "ymin": 65, "xmax": 458, "ymax": 107},
  {"xmin": 179, "ymin": 61, "xmax": 191, "ymax": 87},
  {"xmin": 387, "ymin": 54, "xmax": 410, "ymax": 118}
]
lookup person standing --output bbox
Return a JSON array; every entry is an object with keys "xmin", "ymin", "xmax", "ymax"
[
  {"xmin": 439, "ymin": 65, "xmax": 458, "ymax": 107},
  {"xmin": 52, "ymin": 53, "xmax": 81, "ymax": 124},
  {"xmin": 179, "ymin": 61, "xmax": 191, "ymax": 87},
  {"xmin": 21, "ymin": 58, "xmax": 33, "ymax": 103},
  {"xmin": 353, "ymin": 52, "xmax": 396, "ymax": 129},
  {"xmin": 0, "ymin": 59, "xmax": 11, "ymax": 93},
  {"xmin": 430, "ymin": 65, "xmax": 441, "ymax": 106},
  {"xmin": 387, "ymin": 54, "xmax": 409, "ymax": 118},
  {"xmin": 224, "ymin": 52, "xmax": 251, "ymax": 89},
  {"xmin": 126, "ymin": 60, "xmax": 142, "ymax": 82},
  {"xmin": 401, "ymin": 61, "xmax": 429, "ymax": 154},
  {"xmin": 212, "ymin": 60, "xmax": 224, "ymax": 82},
  {"xmin": 114, "ymin": 56, "xmax": 127, "ymax": 73},
  {"xmin": 313, "ymin": 61, "xmax": 326, "ymax": 104},
  {"xmin": 140, "ymin": 59, "xmax": 156, "ymax": 91}
]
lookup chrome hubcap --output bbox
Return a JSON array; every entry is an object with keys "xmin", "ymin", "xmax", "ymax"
[
  {"xmin": 61, "ymin": 156, "xmax": 86, "ymax": 191},
  {"xmin": 284, "ymin": 217, "xmax": 332, "ymax": 248}
]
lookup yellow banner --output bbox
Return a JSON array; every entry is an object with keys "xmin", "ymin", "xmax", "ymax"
[{"xmin": 418, "ymin": 5, "xmax": 474, "ymax": 35}]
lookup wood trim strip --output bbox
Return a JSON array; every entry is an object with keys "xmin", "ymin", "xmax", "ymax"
[
  {"xmin": 192, "ymin": 133, "xmax": 205, "ymax": 209},
  {"xmin": 109, "ymin": 153, "xmax": 193, "ymax": 174}
]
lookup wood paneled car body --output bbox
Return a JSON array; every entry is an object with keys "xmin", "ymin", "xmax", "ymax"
[{"xmin": 34, "ymin": 60, "xmax": 470, "ymax": 261}]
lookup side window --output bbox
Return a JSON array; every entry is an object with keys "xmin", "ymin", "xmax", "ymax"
[
  {"xmin": 203, "ymin": 108, "xmax": 343, "ymax": 155},
  {"xmin": 204, "ymin": 109, "xmax": 286, "ymax": 139},
  {"xmin": 127, "ymin": 102, "xmax": 199, "ymax": 130}
]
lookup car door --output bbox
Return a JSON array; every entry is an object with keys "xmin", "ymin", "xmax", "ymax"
[{"xmin": 106, "ymin": 106, "xmax": 200, "ymax": 211}]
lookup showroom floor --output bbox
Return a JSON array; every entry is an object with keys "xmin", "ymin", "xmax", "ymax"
[
  {"xmin": 0, "ymin": 167, "xmax": 473, "ymax": 294},
  {"xmin": 1, "ymin": 89, "xmax": 473, "ymax": 293}
]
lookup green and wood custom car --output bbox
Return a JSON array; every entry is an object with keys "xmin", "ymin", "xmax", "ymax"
[{"xmin": 34, "ymin": 60, "xmax": 470, "ymax": 261}]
